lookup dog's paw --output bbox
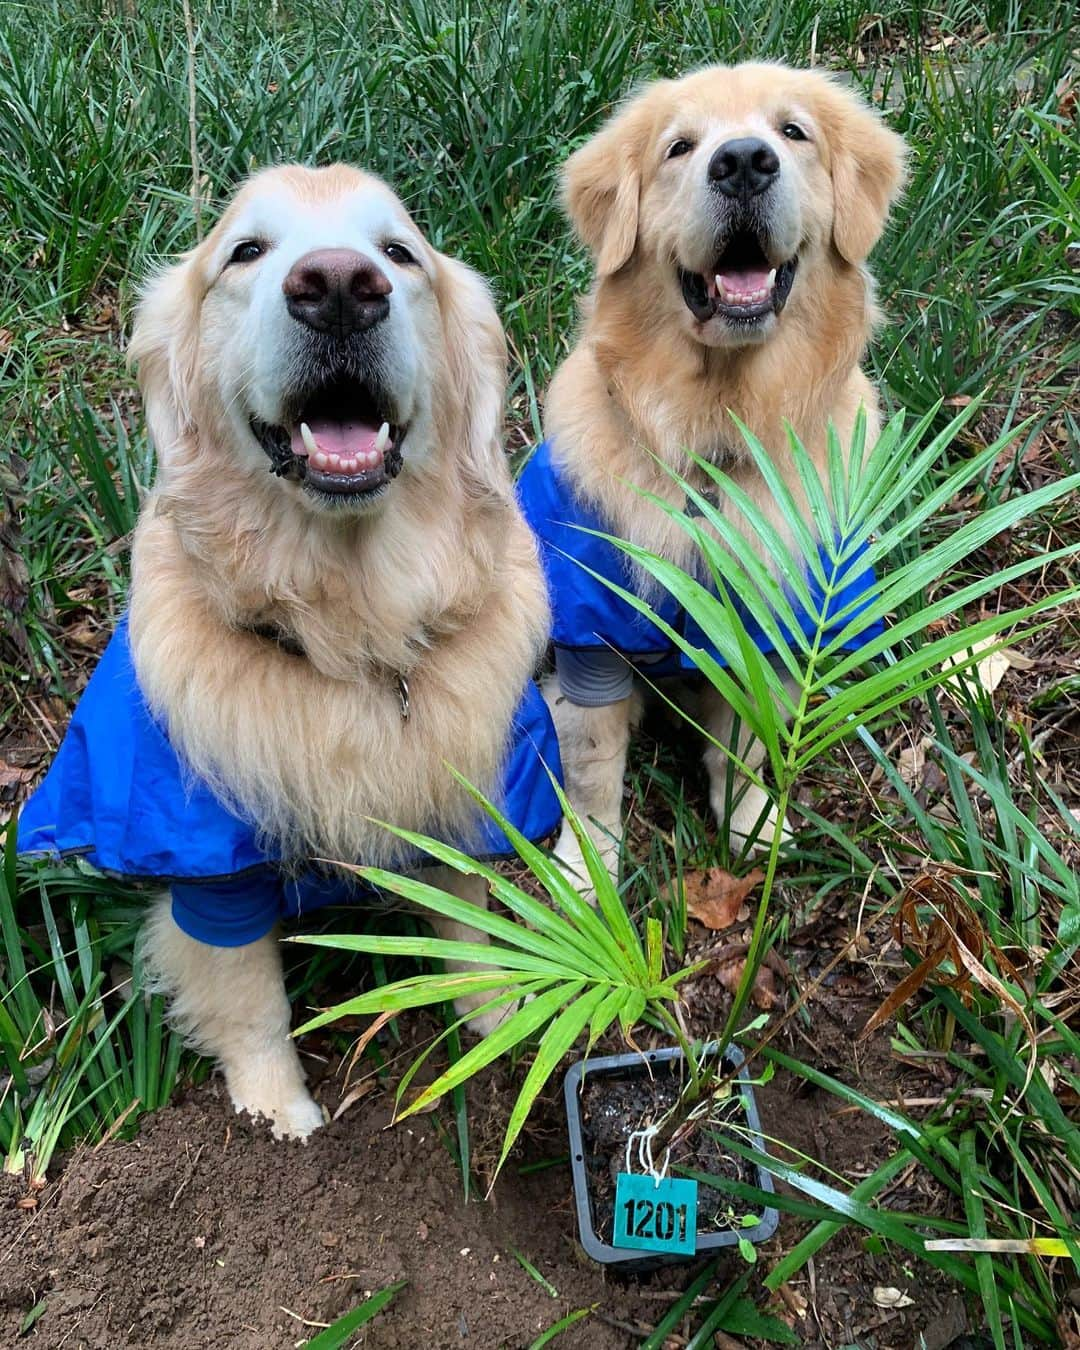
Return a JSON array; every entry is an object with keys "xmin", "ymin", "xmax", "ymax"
[
  {"xmin": 718, "ymin": 785, "xmax": 792, "ymax": 854},
  {"xmin": 553, "ymin": 818, "xmax": 618, "ymax": 906},
  {"xmin": 230, "ymin": 1083, "xmax": 325, "ymax": 1141},
  {"xmin": 453, "ymin": 989, "xmax": 522, "ymax": 1037},
  {"xmin": 225, "ymin": 1052, "xmax": 325, "ymax": 1141}
]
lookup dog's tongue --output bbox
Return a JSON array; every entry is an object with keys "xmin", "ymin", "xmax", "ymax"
[
  {"xmin": 291, "ymin": 418, "xmax": 388, "ymax": 474},
  {"xmin": 714, "ymin": 267, "xmax": 773, "ymax": 304}
]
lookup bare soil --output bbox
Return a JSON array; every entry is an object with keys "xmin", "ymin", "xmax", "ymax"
[{"xmin": 0, "ymin": 995, "xmax": 979, "ymax": 1350}]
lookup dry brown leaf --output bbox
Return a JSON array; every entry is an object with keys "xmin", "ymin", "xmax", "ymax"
[
  {"xmin": 941, "ymin": 638, "xmax": 1034, "ymax": 699},
  {"xmin": 0, "ymin": 759, "xmax": 39, "ymax": 806},
  {"xmin": 344, "ymin": 1008, "xmax": 397, "ymax": 1080},
  {"xmin": 714, "ymin": 954, "xmax": 777, "ymax": 1009},
  {"xmin": 873, "ymin": 1286, "xmax": 915, "ymax": 1309},
  {"xmin": 683, "ymin": 866, "xmax": 763, "ymax": 930},
  {"xmin": 897, "ymin": 734, "xmax": 932, "ymax": 788},
  {"xmin": 861, "ymin": 868, "xmax": 1036, "ymax": 1101},
  {"xmin": 331, "ymin": 1077, "xmax": 376, "ymax": 1122},
  {"xmin": 776, "ymin": 1283, "xmax": 809, "ymax": 1320}
]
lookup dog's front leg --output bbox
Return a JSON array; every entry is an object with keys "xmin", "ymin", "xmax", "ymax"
[
  {"xmin": 701, "ymin": 680, "xmax": 795, "ymax": 853},
  {"xmin": 139, "ymin": 894, "xmax": 323, "ymax": 1140},
  {"xmin": 543, "ymin": 668, "xmax": 638, "ymax": 901}
]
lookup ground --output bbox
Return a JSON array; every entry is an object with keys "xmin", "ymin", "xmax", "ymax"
[
  {"xmin": 2, "ymin": 0, "xmax": 1079, "ymax": 1345},
  {"xmin": 0, "ymin": 1011, "xmax": 975, "ymax": 1350}
]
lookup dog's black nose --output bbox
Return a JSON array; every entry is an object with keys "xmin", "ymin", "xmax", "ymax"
[
  {"xmin": 283, "ymin": 249, "xmax": 392, "ymax": 338},
  {"xmin": 708, "ymin": 138, "xmax": 780, "ymax": 199}
]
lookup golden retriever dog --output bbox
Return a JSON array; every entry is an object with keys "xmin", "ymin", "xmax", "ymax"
[
  {"xmin": 19, "ymin": 165, "xmax": 560, "ymax": 1139},
  {"xmin": 517, "ymin": 63, "xmax": 906, "ymax": 888}
]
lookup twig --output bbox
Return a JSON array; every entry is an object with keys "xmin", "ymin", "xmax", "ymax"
[
  {"xmin": 93, "ymin": 1097, "xmax": 141, "ymax": 1150},
  {"xmin": 181, "ymin": 0, "xmax": 202, "ymax": 240},
  {"xmin": 169, "ymin": 1141, "xmax": 205, "ymax": 1210},
  {"xmin": 279, "ymin": 1306, "xmax": 331, "ymax": 1329}
]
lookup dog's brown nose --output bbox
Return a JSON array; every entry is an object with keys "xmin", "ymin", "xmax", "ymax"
[
  {"xmin": 283, "ymin": 249, "xmax": 392, "ymax": 338},
  {"xmin": 709, "ymin": 138, "xmax": 780, "ymax": 199}
]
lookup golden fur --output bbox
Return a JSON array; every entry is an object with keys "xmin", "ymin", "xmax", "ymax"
[
  {"xmin": 542, "ymin": 63, "xmax": 906, "ymax": 878},
  {"xmin": 127, "ymin": 165, "xmax": 548, "ymax": 1137},
  {"xmin": 549, "ymin": 62, "xmax": 906, "ymax": 572},
  {"xmin": 128, "ymin": 165, "xmax": 548, "ymax": 867}
]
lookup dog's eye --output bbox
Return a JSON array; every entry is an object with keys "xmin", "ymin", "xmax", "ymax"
[
  {"xmin": 227, "ymin": 240, "xmax": 265, "ymax": 265},
  {"xmin": 781, "ymin": 122, "xmax": 808, "ymax": 142},
  {"xmin": 666, "ymin": 138, "xmax": 695, "ymax": 159},
  {"xmin": 384, "ymin": 242, "xmax": 418, "ymax": 267}
]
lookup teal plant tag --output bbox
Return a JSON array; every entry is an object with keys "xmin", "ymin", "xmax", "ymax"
[{"xmin": 612, "ymin": 1172, "xmax": 698, "ymax": 1255}]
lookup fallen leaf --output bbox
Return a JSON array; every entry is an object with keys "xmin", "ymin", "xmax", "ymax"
[
  {"xmin": 344, "ymin": 1008, "xmax": 397, "ymax": 1080},
  {"xmin": 1057, "ymin": 72, "xmax": 1077, "ymax": 119},
  {"xmin": 873, "ymin": 1286, "xmax": 915, "ymax": 1309},
  {"xmin": 331, "ymin": 1077, "xmax": 376, "ymax": 1122},
  {"xmin": 776, "ymin": 1282, "xmax": 809, "ymax": 1320},
  {"xmin": 714, "ymin": 954, "xmax": 777, "ymax": 1009},
  {"xmin": 0, "ymin": 759, "xmax": 39, "ymax": 806},
  {"xmin": 682, "ymin": 867, "xmax": 763, "ymax": 930},
  {"xmin": 942, "ymin": 638, "xmax": 1034, "ymax": 699},
  {"xmin": 861, "ymin": 867, "xmax": 1037, "ymax": 1107},
  {"xmin": 897, "ymin": 735, "xmax": 932, "ymax": 788}
]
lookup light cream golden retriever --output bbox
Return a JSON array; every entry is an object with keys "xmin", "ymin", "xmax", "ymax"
[
  {"xmin": 123, "ymin": 165, "xmax": 550, "ymax": 1137},
  {"xmin": 535, "ymin": 63, "xmax": 906, "ymax": 885}
]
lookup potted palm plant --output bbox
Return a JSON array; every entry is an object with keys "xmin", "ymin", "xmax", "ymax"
[{"xmin": 293, "ymin": 400, "xmax": 1079, "ymax": 1269}]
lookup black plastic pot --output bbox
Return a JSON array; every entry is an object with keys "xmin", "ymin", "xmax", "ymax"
[{"xmin": 564, "ymin": 1042, "xmax": 778, "ymax": 1269}]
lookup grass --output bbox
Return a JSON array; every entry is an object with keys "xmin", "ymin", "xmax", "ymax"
[{"xmin": 1, "ymin": 0, "xmax": 1078, "ymax": 1344}]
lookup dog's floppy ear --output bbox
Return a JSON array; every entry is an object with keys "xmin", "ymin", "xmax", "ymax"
[
  {"xmin": 562, "ymin": 88, "xmax": 664, "ymax": 276},
  {"xmin": 434, "ymin": 254, "xmax": 511, "ymax": 504},
  {"xmin": 824, "ymin": 84, "xmax": 908, "ymax": 264},
  {"xmin": 127, "ymin": 255, "xmax": 203, "ymax": 461}
]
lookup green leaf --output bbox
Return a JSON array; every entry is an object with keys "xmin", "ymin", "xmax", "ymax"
[
  {"xmin": 646, "ymin": 916, "xmax": 662, "ymax": 984},
  {"xmin": 716, "ymin": 1295, "xmax": 798, "ymax": 1344},
  {"xmin": 960, "ymin": 1129, "xmax": 1005, "ymax": 1350},
  {"xmin": 292, "ymin": 932, "xmax": 587, "ymax": 981},
  {"xmin": 303, "ymin": 1280, "xmax": 407, "ymax": 1349},
  {"xmin": 639, "ymin": 1258, "xmax": 724, "ymax": 1350},
  {"xmin": 19, "ymin": 1299, "xmax": 47, "ymax": 1337},
  {"xmin": 294, "ymin": 970, "xmax": 539, "ymax": 1036},
  {"xmin": 587, "ymin": 986, "xmax": 630, "ymax": 1051},
  {"xmin": 526, "ymin": 1306, "xmax": 594, "ymax": 1348},
  {"xmin": 445, "ymin": 767, "xmax": 648, "ymax": 980},
  {"xmin": 498, "ymin": 984, "xmax": 610, "ymax": 1172},
  {"xmin": 400, "ymin": 982, "xmax": 585, "ymax": 1120}
]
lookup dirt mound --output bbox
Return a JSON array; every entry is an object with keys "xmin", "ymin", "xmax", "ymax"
[
  {"xmin": 0, "ymin": 1011, "xmax": 970, "ymax": 1350},
  {"xmin": 1, "ymin": 1075, "xmax": 651, "ymax": 1349}
]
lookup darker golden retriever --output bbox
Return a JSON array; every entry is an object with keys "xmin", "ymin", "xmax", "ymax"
[{"xmin": 521, "ymin": 63, "xmax": 906, "ymax": 887}]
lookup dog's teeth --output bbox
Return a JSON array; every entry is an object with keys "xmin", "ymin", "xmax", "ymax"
[
  {"xmin": 767, "ymin": 268, "xmax": 777, "ymax": 288},
  {"xmin": 311, "ymin": 451, "xmax": 329, "ymax": 469},
  {"xmin": 375, "ymin": 421, "xmax": 391, "ymax": 454},
  {"xmin": 299, "ymin": 422, "xmax": 318, "ymax": 457}
]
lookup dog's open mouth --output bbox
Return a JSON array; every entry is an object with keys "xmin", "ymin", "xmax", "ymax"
[
  {"xmin": 678, "ymin": 229, "xmax": 798, "ymax": 325},
  {"xmin": 251, "ymin": 376, "xmax": 405, "ymax": 501}
]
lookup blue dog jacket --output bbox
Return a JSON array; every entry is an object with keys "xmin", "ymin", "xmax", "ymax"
[
  {"xmin": 516, "ymin": 438, "xmax": 884, "ymax": 670},
  {"xmin": 18, "ymin": 613, "xmax": 563, "ymax": 947}
]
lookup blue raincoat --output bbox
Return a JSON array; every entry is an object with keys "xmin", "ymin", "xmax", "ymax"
[
  {"xmin": 516, "ymin": 439, "xmax": 884, "ymax": 669},
  {"xmin": 18, "ymin": 614, "xmax": 563, "ymax": 947}
]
